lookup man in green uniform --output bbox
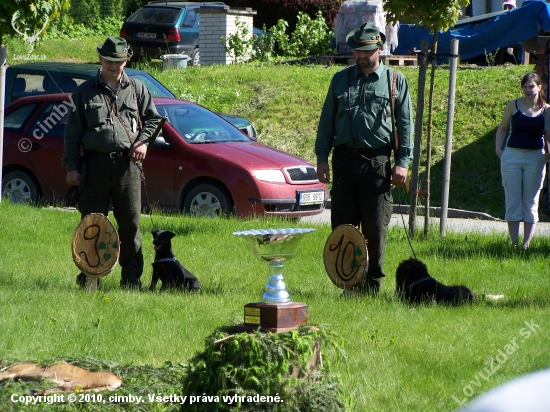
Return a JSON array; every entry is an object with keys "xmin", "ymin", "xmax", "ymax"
[
  {"xmin": 62, "ymin": 36, "xmax": 162, "ymax": 289},
  {"xmin": 315, "ymin": 23, "xmax": 413, "ymax": 295}
]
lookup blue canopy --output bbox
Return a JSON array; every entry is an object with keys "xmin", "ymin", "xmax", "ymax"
[{"xmin": 393, "ymin": 0, "xmax": 550, "ymax": 61}]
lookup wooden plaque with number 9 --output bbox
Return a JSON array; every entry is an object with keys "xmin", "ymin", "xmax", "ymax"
[{"xmin": 72, "ymin": 213, "xmax": 120, "ymax": 278}]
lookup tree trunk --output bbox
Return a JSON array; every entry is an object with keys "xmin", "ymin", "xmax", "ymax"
[
  {"xmin": 408, "ymin": 40, "xmax": 428, "ymax": 237},
  {"xmin": 424, "ymin": 31, "xmax": 438, "ymax": 236}
]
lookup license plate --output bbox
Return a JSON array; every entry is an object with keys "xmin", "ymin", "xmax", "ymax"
[
  {"xmin": 137, "ymin": 32, "xmax": 156, "ymax": 39},
  {"xmin": 298, "ymin": 190, "xmax": 324, "ymax": 205}
]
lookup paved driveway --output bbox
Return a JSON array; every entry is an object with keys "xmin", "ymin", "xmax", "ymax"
[{"xmin": 302, "ymin": 209, "xmax": 550, "ymax": 236}]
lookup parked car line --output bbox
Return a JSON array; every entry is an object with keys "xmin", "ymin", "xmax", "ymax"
[
  {"xmin": 2, "ymin": 94, "xmax": 327, "ymax": 219},
  {"xmin": 5, "ymin": 62, "xmax": 257, "ymax": 140}
]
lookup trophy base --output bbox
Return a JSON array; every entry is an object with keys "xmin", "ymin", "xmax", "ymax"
[{"xmin": 236, "ymin": 302, "xmax": 308, "ymax": 332}]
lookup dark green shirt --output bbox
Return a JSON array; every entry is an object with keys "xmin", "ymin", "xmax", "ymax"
[
  {"xmin": 62, "ymin": 70, "xmax": 162, "ymax": 171},
  {"xmin": 315, "ymin": 63, "xmax": 413, "ymax": 168}
]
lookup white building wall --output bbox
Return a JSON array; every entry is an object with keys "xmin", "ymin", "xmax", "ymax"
[{"xmin": 198, "ymin": 7, "xmax": 256, "ymax": 66}]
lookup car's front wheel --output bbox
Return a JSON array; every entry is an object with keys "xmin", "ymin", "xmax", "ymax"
[
  {"xmin": 183, "ymin": 183, "xmax": 233, "ymax": 217},
  {"xmin": 2, "ymin": 171, "xmax": 39, "ymax": 204},
  {"xmin": 189, "ymin": 48, "xmax": 200, "ymax": 66}
]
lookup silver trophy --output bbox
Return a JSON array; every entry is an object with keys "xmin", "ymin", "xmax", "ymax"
[{"xmin": 233, "ymin": 228, "xmax": 315, "ymax": 304}]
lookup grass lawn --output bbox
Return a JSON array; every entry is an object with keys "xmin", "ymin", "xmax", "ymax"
[
  {"xmin": 0, "ymin": 201, "xmax": 549, "ymax": 411},
  {"xmin": 2, "ymin": 33, "xmax": 549, "ymax": 411}
]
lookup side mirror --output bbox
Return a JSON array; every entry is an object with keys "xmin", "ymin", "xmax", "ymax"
[{"xmin": 151, "ymin": 134, "xmax": 170, "ymax": 150}]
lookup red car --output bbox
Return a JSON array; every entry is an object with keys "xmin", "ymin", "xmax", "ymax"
[{"xmin": 2, "ymin": 94, "xmax": 327, "ymax": 218}]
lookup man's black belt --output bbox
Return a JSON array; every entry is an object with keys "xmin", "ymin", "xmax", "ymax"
[
  {"xmin": 340, "ymin": 144, "xmax": 391, "ymax": 157},
  {"xmin": 84, "ymin": 150, "xmax": 129, "ymax": 159}
]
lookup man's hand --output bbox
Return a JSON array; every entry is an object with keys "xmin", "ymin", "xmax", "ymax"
[
  {"xmin": 317, "ymin": 162, "xmax": 331, "ymax": 183},
  {"xmin": 66, "ymin": 170, "xmax": 81, "ymax": 186},
  {"xmin": 129, "ymin": 141, "xmax": 147, "ymax": 162},
  {"xmin": 391, "ymin": 165, "xmax": 408, "ymax": 188}
]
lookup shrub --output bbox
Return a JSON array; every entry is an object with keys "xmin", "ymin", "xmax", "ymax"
[
  {"xmin": 223, "ymin": 12, "xmax": 334, "ymax": 62},
  {"xmin": 222, "ymin": 19, "xmax": 256, "ymax": 63},
  {"xmin": 43, "ymin": 15, "xmax": 124, "ymax": 40},
  {"xmin": 68, "ymin": 0, "xmax": 126, "ymax": 24},
  {"xmin": 289, "ymin": 11, "xmax": 334, "ymax": 57},
  {"xmin": 182, "ymin": 325, "xmax": 348, "ymax": 411}
]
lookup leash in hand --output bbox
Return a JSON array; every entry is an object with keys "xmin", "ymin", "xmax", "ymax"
[
  {"xmin": 134, "ymin": 117, "xmax": 166, "ymax": 231},
  {"xmin": 395, "ymin": 181, "xmax": 417, "ymax": 260},
  {"xmin": 135, "ymin": 161, "xmax": 156, "ymax": 231}
]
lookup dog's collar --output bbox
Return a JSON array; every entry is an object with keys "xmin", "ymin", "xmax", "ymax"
[
  {"xmin": 154, "ymin": 257, "xmax": 177, "ymax": 263},
  {"xmin": 407, "ymin": 276, "xmax": 432, "ymax": 288},
  {"xmin": 397, "ymin": 276, "xmax": 432, "ymax": 299}
]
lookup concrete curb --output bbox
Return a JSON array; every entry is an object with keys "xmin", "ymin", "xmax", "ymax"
[
  {"xmin": 324, "ymin": 199, "xmax": 500, "ymax": 221},
  {"xmin": 391, "ymin": 205, "xmax": 500, "ymax": 221}
]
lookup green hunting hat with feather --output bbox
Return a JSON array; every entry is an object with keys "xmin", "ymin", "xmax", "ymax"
[
  {"xmin": 346, "ymin": 23, "xmax": 385, "ymax": 51},
  {"xmin": 97, "ymin": 36, "xmax": 133, "ymax": 61}
]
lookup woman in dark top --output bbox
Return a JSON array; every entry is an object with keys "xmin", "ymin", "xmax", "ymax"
[{"xmin": 496, "ymin": 73, "xmax": 550, "ymax": 248}]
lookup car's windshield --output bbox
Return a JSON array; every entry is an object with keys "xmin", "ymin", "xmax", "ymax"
[
  {"xmin": 128, "ymin": 73, "xmax": 175, "ymax": 98},
  {"xmin": 127, "ymin": 7, "xmax": 180, "ymax": 24},
  {"xmin": 156, "ymin": 104, "xmax": 251, "ymax": 144}
]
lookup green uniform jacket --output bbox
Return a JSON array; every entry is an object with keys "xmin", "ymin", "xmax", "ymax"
[
  {"xmin": 62, "ymin": 70, "xmax": 162, "ymax": 171},
  {"xmin": 315, "ymin": 63, "xmax": 414, "ymax": 169}
]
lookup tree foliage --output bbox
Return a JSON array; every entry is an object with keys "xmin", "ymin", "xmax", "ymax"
[
  {"xmin": 383, "ymin": 0, "xmax": 470, "ymax": 33},
  {"xmin": 224, "ymin": 0, "xmax": 343, "ymax": 33},
  {"xmin": 67, "ymin": 0, "xmax": 125, "ymax": 25},
  {"xmin": 0, "ymin": 0, "xmax": 70, "ymax": 47},
  {"xmin": 124, "ymin": 0, "xmax": 148, "ymax": 18}
]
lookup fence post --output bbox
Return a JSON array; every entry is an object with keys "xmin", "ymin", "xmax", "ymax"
[
  {"xmin": 440, "ymin": 38, "xmax": 459, "ymax": 236},
  {"xmin": 409, "ymin": 40, "xmax": 429, "ymax": 236}
]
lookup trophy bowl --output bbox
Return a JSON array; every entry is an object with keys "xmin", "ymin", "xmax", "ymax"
[{"xmin": 233, "ymin": 228, "xmax": 315, "ymax": 304}]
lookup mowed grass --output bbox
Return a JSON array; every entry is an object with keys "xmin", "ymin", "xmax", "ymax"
[
  {"xmin": 2, "ymin": 34, "xmax": 549, "ymax": 410},
  {"xmin": 1, "ymin": 201, "xmax": 549, "ymax": 411}
]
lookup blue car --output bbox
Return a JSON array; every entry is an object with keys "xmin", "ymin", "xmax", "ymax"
[{"xmin": 120, "ymin": 1, "xmax": 227, "ymax": 66}]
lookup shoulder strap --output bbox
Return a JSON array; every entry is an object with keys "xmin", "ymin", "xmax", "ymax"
[
  {"xmin": 100, "ymin": 88, "xmax": 134, "ymax": 145},
  {"xmin": 387, "ymin": 68, "xmax": 399, "ymax": 153},
  {"xmin": 129, "ymin": 77, "xmax": 143, "ymax": 131}
]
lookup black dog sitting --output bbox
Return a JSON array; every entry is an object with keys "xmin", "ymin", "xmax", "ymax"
[
  {"xmin": 150, "ymin": 230, "xmax": 201, "ymax": 292},
  {"xmin": 395, "ymin": 258, "xmax": 474, "ymax": 304}
]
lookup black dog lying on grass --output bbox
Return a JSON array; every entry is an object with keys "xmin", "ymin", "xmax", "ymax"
[
  {"xmin": 395, "ymin": 258, "xmax": 475, "ymax": 304},
  {"xmin": 150, "ymin": 230, "xmax": 201, "ymax": 292}
]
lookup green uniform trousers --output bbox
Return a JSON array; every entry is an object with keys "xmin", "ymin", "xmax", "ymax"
[
  {"xmin": 78, "ymin": 152, "xmax": 143, "ymax": 287},
  {"xmin": 330, "ymin": 145, "xmax": 393, "ymax": 280}
]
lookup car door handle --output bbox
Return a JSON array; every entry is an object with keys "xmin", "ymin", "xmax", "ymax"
[{"xmin": 31, "ymin": 142, "xmax": 41, "ymax": 150}]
